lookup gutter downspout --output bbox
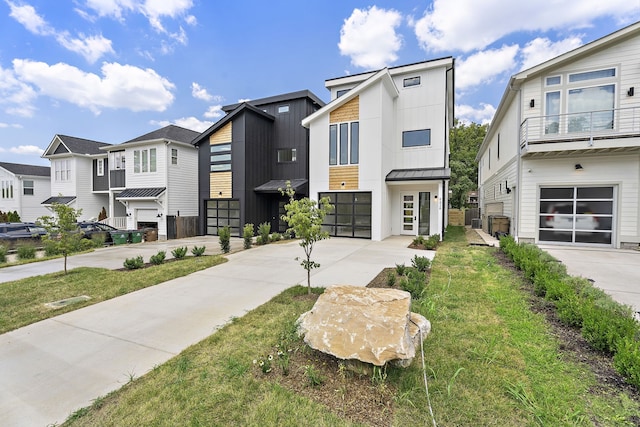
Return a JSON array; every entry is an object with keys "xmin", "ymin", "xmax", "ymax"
[{"xmin": 444, "ymin": 60, "xmax": 454, "ymax": 239}]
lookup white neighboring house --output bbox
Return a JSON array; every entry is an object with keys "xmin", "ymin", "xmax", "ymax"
[
  {"xmin": 41, "ymin": 135, "xmax": 112, "ymax": 221},
  {"xmin": 0, "ymin": 162, "xmax": 51, "ymax": 222},
  {"xmin": 104, "ymin": 125, "xmax": 200, "ymax": 240},
  {"xmin": 477, "ymin": 22, "xmax": 640, "ymax": 249},
  {"xmin": 302, "ymin": 58, "xmax": 454, "ymax": 241}
]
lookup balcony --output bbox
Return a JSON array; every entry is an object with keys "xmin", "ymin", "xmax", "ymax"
[
  {"xmin": 520, "ymin": 107, "xmax": 640, "ymax": 156},
  {"xmin": 110, "ymin": 169, "xmax": 125, "ymax": 188}
]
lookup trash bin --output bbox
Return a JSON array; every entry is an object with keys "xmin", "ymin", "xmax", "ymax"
[
  {"xmin": 144, "ymin": 228, "xmax": 158, "ymax": 242},
  {"xmin": 130, "ymin": 230, "xmax": 143, "ymax": 243},
  {"xmin": 110, "ymin": 230, "xmax": 130, "ymax": 245}
]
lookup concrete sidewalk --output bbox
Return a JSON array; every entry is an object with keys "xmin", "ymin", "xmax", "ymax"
[{"xmin": 0, "ymin": 236, "xmax": 428, "ymax": 427}]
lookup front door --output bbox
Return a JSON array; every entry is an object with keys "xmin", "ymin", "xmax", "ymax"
[{"xmin": 401, "ymin": 193, "xmax": 416, "ymax": 235}]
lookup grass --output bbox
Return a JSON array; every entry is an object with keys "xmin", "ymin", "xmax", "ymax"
[
  {"xmin": 0, "ymin": 255, "xmax": 226, "ymax": 334},
  {"xmin": 58, "ymin": 226, "xmax": 639, "ymax": 426}
]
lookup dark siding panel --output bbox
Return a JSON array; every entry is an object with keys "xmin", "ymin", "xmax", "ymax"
[
  {"xmin": 92, "ymin": 159, "xmax": 109, "ymax": 191},
  {"xmin": 197, "ymin": 136, "xmax": 210, "ymax": 235},
  {"xmin": 243, "ymin": 112, "xmax": 274, "ymax": 228}
]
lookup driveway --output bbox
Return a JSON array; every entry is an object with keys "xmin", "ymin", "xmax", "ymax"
[{"xmin": 0, "ymin": 236, "xmax": 428, "ymax": 427}]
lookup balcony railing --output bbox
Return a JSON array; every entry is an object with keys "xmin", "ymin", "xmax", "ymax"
[
  {"xmin": 520, "ymin": 106, "xmax": 640, "ymax": 150},
  {"xmin": 100, "ymin": 217, "xmax": 127, "ymax": 229}
]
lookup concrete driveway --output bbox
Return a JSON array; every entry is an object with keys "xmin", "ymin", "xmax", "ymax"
[
  {"xmin": 539, "ymin": 245, "xmax": 640, "ymax": 315},
  {"xmin": 0, "ymin": 236, "xmax": 428, "ymax": 427}
]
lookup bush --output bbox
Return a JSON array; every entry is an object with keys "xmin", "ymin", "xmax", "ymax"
[
  {"xmin": 90, "ymin": 233, "xmax": 106, "ymax": 247},
  {"xmin": 218, "ymin": 226, "xmax": 231, "ymax": 253},
  {"xmin": 412, "ymin": 235, "xmax": 425, "ymax": 247},
  {"xmin": 411, "ymin": 255, "xmax": 431, "ymax": 272},
  {"xmin": 149, "ymin": 251, "xmax": 166, "ymax": 265},
  {"xmin": 123, "ymin": 255, "xmax": 144, "ymax": 270},
  {"xmin": 395, "ymin": 263, "xmax": 407, "ymax": 276},
  {"xmin": 270, "ymin": 232, "xmax": 282, "ymax": 242},
  {"xmin": 191, "ymin": 245, "xmax": 206, "ymax": 257},
  {"xmin": 243, "ymin": 223, "xmax": 254, "ymax": 249},
  {"xmin": 16, "ymin": 241, "xmax": 37, "ymax": 260},
  {"xmin": 581, "ymin": 302, "xmax": 638, "ymax": 354},
  {"xmin": 0, "ymin": 244, "xmax": 6, "ymax": 263},
  {"xmin": 555, "ymin": 293, "xmax": 584, "ymax": 328},
  {"xmin": 386, "ymin": 270, "xmax": 397, "ymax": 286},
  {"xmin": 401, "ymin": 268, "xmax": 426, "ymax": 299},
  {"xmin": 42, "ymin": 238, "xmax": 60, "ymax": 256},
  {"xmin": 614, "ymin": 337, "xmax": 640, "ymax": 387},
  {"xmin": 171, "ymin": 246, "xmax": 188, "ymax": 259},
  {"xmin": 424, "ymin": 234, "xmax": 440, "ymax": 250},
  {"xmin": 257, "ymin": 222, "xmax": 271, "ymax": 245}
]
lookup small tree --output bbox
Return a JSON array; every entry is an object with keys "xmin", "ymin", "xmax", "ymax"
[
  {"xmin": 39, "ymin": 202, "xmax": 84, "ymax": 274},
  {"xmin": 280, "ymin": 182, "xmax": 333, "ymax": 294}
]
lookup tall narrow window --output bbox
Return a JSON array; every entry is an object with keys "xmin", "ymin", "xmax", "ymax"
[
  {"xmin": 329, "ymin": 124, "xmax": 337, "ymax": 165},
  {"xmin": 339, "ymin": 123, "xmax": 349, "ymax": 165},
  {"xmin": 350, "ymin": 122, "xmax": 359, "ymax": 164},
  {"xmin": 97, "ymin": 158, "xmax": 104, "ymax": 176},
  {"xmin": 210, "ymin": 143, "xmax": 231, "ymax": 172},
  {"xmin": 23, "ymin": 180, "xmax": 34, "ymax": 196},
  {"xmin": 171, "ymin": 148, "xmax": 178, "ymax": 165},
  {"xmin": 150, "ymin": 148, "xmax": 156, "ymax": 172},
  {"xmin": 134, "ymin": 150, "xmax": 141, "ymax": 173}
]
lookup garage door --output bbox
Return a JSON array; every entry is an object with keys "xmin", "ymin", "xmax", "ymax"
[
  {"xmin": 319, "ymin": 192, "xmax": 371, "ymax": 239},
  {"xmin": 206, "ymin": 199, "xmax": 240, "ymax": 236},
  {"xmin": 538, "ymin": 186, "xmax": 613, "ymax": 245}
]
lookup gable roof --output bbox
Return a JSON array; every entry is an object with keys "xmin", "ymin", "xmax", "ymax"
[
  {"xmin": 121, "ymin": 124, "xmax": 201, "ymax": 146},
  {"xmin": 192, "ymin": 102, "xmax": 275, "ymax": 146},
  {"xmin": 221, "ymin": 89, "xmax": 325, "ymax": 113},
  {"xmin": 43, "ymin": 135, "xmax": 111, "ymax": 157},
  {"xmin": 480, "ymin": 21, "xmax": 640, "ymax": 157},
  {"xmin": 0, "ymin": 161, "xmax": 50, "ymax": 177}
]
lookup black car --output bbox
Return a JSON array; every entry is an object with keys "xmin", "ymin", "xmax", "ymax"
[
  {"xmin": 0, "ymin": 222, "xmax": 48, "ymax": 248},
  {"xmin": 77, "ymin": 222, "xmax": 119, "ymax": 244}
]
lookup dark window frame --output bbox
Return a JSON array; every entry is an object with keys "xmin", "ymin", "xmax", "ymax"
[
  {"xmin": 277, "ymin": 148, "xmax": 297, "ymax": 163},
  {"xmin": 403, "ymin": 76, "xmax": 421, "ymax": 87},
  {"xmin": 23, "ymin": 180, "xmax": 34, "ymax": 196},
  {"xmin": 402, "ymin": 129, "xmax": 431, "ymax": 148},
  {"xmin": 210, "ymin": 143, "xmax": 231, "ymax": 172}
]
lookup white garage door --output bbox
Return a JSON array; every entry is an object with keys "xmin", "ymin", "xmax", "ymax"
[
  {"xmin": 538, "ymin": 186, "xmax": 613, "ymax": 245},
  {"xmin": 137, "ymin": 208, "xmax": 158, "ymax": 222}
]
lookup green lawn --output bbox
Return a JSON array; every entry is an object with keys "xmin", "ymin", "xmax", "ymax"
[{"xmin": 58, "ymin": 227, "xmax": 640, "ymax": 426}]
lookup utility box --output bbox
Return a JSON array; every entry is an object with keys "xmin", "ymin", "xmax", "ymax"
[{"xmin": 471, "ymin": 218, "xmax": 482, "ymax": 229}]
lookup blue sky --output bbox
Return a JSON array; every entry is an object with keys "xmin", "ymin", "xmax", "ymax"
[{"xmin": 1, "ymin": 0, "xmax": 639, "ymax": 166}]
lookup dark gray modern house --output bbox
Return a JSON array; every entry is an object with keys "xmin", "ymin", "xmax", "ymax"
[{"xmin": 192, "ymin": 90, "xmax": 325, "ymax": 236}]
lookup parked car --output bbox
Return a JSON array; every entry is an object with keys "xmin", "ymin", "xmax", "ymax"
[
  {"xmin": 544, "ymin": 203, "xmax": 599, "ymax": 232},
  {"xmin": 0, "ymin": 222, "xmax": 48, "ymax": 248},
  {"xmin": 77, "ymin": 222, "xmax": 119, "ymax": 244}
]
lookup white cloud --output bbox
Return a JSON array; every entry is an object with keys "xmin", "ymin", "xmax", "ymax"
[
  {"xmin": 0, "ymin": 64, "xmax": 37, "ymax": 117},
  {"xmin": 412, "ymin": 0, "xmax": 640, "ymax": 53},
  {"xmin": 142, "ymin": 0, "xmax": 193, "ymax": 33},
  {"xmin": 13, "ymin": 59, "xmax": 175, "ymax": 114},
  {"xmin": 191, "ymin": 82, "xmax": 212, "ymax": 101},
  {"xmin": 338, "ymin": 6, "xmax": 403, "ymax": 69},
  {"xmin": 83, "ymin": 0, "xmax": 135, "ymax": 20},
  {"xmin": 519, "ymin": 36, "xmax": 584, "ymax": 71},
  {"xmin": 10, "ymin": 145, "xmax": 44, "ymax": 155},
  {"xmin": 151, "ymin": 116, "xmax": 212, "ymax": 132},
  {"xmin": 184, "ymin": 14, "xmax": 197, "ymax": 26},
  {"xmin": 203, "ymin": 105, "xmax": 223, "ymax": 120},
  {"xmin": 0, "ymin": 123, "xmax": 23, "ymax": 129},
  {"xmin": 456, "ymin": 45, "xmax": 519, "ymax": 90},
  {"xmin": 456, "ymin": 103, "xmax": 496, "ymax": 125},
  {"xmin": 7, "ymin": 1, "xmax": 114, "ymax": 63}
]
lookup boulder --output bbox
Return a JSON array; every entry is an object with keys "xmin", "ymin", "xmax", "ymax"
[{"xmin": 297, "ymin": 285, "xmax": 431, "ymax": 367}]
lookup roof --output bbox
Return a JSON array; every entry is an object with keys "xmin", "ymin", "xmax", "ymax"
[
  {"xmin": 192, "ymin": 103, "xmax": 275, "ymax": 146},
  {"xmin": 116, "ymin": 187, "xmax": 166, "ymax": 199},
  {"xmin": 254, "ymin": 179, "xmax": 308, "ymax": 193},
  {"xmin": 43, "ymin": 135, "xmax": 111, "ymax": 158},
  {"xmin": 0, "ymin": 161, "xmax": 50, "ymax": 177},
  {"xmin": 121, "ymin": 125, "xmax": 201, "ymax": 145},
  {"xmin": 222, "ymin": 90, "xmax": 325, "ymax": 113},
  {"xmin": 42, "ymin": 196, "xmax": 76, "ymax": 205},
  {"xmin": 385, "ymin": 168, "xmax": 451, "ymax": 182}
]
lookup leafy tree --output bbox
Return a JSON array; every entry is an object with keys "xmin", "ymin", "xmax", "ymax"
[
  {"xmin": 38, "ymin": 203, "xmax": 84, "ymax": 274},
  {"xmin": 449, "ymin": 120, "xmax": 487, "ymax": 209},
  {"xmin": 280, "ymin": 182, "xmax": 333, "ymax": 294}
]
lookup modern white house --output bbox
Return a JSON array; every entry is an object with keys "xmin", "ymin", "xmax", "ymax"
[
  {"xmin": 302, "ymin": 58, "xmax": 454, "ymax": 240},
  {"xmin": 104, "ymin": 125, "xmax": 200, "ymax": 240},
  {"xmin": 476, "ymin": 22, "xmax": 640, "ymax": 249},
  {"xmin": 41, "ymin": 135, "xmax": 112, "ymax": 222},
  {"xmin": 0, "ymin": 162, "xmax": 51, "ymax": 222}
]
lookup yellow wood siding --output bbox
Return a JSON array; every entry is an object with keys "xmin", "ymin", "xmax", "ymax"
[
  {"xmin": 329, "ymin": 166, "xmax": 359, "ymax": 190},
  {"xmin": 210, "ymin": 122, "xmax": 232, "ymax": 145},
  {"xmin": 330, "ymin": 96, "xmax": 359, "ymax": 123},
  {"xmin": 210, "ymin": 171, "xmax": 232, "ymax": 198}
]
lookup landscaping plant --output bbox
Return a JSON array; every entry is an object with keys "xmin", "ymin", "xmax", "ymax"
[
  {"xmin": 191, "ymin": 245, "xmax": 206, "ymax": 257},
  {"xmin": 218, "ymin": 226, "xmax": 231, "ymax": 253},
  {"xmin": 243, "ymin": 223, "xmax": 254, "ymax": 249},
  {"xmin": 149, "ymin": 251, "xmax": 166, "ymax": 265},
  {"xmin": 38, "ymin": 202, "xmax": 84, "ymax": 274},
  {"xmin": 257, "ymin": 222, "xmax": 271, "ymax": 245},
  {"xmin": 123, "ymin": 255, "xmax": 144, "ymax": 270},
  {"xmin": 171, "ymin": 246, "xmax": 188, "ymax": 259},
  {"xmin": 16, "ymin": 241, "xmax": 37, "ymax": 260},
  {"xmin": 0, "ymin": 244, "xmax": 6, "ymax": 263}
]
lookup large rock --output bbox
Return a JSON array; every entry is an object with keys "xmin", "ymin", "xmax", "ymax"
[{"xmin": 297, "ymin": 285, "xmax": 431, "ymax": 367}]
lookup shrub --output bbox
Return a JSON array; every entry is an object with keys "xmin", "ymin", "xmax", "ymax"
[
  {"xmin": 243, "ymin": 223, "xmax": 254, "ymax": 249},
  {"xmin": 424, "ymin": 234, "xmax": 440, "ymax": 250},
  {"xmin": 270, "ymin": 232, "xmax": 282, "ymax": 242},
  {"xmin": 0, "ymin": 244, "xmax": 6, "ymax": 263},
  {"xmin": 613, "ymin": 337, "xmax": 640, "ymax": 387},
  {"xmin": 555, "ymin": 293, "xmax": 584, "ymax": 328},
  {"xmin": 123, "ymin": 255, "xmax": 144, "ymax": 270},
  {"xmin": 401, "ymin": 268, "xmax": 426, "ymax": 299},
  {"xmin": 386, "ymin": 270, "xmax": 397, "ymax": 286},
  {"xmin": 412, "ymin": 235, "xmax": 425, "ymax": 247},
  {"xmin": 257, "ymin": 222, "xmax": 271, "ymax": 245},
  {"xmin": 191, "ymin": 245, "xmax": 206, "ymax": 257},
  {"xmin": 16, "ymin": 241, "xmax": 37, "ymax": 260},
  {"xmin": 218, "ymin": 226, "xmax": 231, "ymax": 253},
  {"xmin": 411, "ymin": 254, "xmax": 431, "ymax": 272},
  {"xmin": 395, "ymin": 263, "xmax": 407, "ymax": 276},
  {"xmin": 90, "ymin": 233, "xmax": 106, "ymax": 247},
  {"xmin": 149, "ymin": 251, "xmax": 166, "ymax": 265},
  {"xmin": 171, "ymin": 246, "xmax": 188, "ymax": 259},
  {"xmin": 43, "ymin": 239, "xmax": 60, "ymax": 256},
  {"xmin": 581, "ymin": 303, "xmax": 638, "ymax": 354}
]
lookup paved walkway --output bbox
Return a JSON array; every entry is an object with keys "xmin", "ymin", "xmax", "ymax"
[{"xmin": 0, "ymin": 236, "xmax": 428, "ymax": 427}]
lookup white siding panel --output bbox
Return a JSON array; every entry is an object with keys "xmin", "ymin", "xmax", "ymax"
[
  {"xmin": 167, "ymin": 144, "xmax": 198, "ymax": 216},
  {"xmin": 21, "ymin": 176, "xmax": 51, "ymax": 222},
  {"xmin": 125, "ymin": 143, "xmax": 167, "ymax": 189}
]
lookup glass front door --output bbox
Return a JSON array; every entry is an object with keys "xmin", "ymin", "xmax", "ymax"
[
  {"xmin": 418, "ymin": 192, "xmax": 430, "ymax": 235},
  {"xmin": 401, "ymin": 194, "xmax": 415, "ymax": 235}
]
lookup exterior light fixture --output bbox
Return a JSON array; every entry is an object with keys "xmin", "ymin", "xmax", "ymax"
[{"xmin": 575, "ymin": 163, "xmax": 583, "ymax": 170}]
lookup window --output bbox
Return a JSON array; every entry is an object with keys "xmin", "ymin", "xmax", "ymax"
[
  {"xmin": 546, "ymin": 76, "xmax": 561, "ymax": 86},
  {"xmin": 336, "ymin": 89, "xmax": 350, "ymax": 98},
  {"xmin": 97, "ymin": 158, "xmax": 104, "ymax": 176},
  {"xmin": 1, "ymin": 180, "xmax": 14, "ymax": 199},
  {"xmin": 210, "ymin": 143, "xmax": 231, "ymax": 172},
  {"xmin": 568, "ymin": 85, "xmax": 614, "ymax": 132},
  {"xmin": 109, "ymin": 151, "xmax": 125, "ymax": 170},
  {"xmin": 277, "ymin": 148, "xmax": 297, "ymax": 162},
  {"xmin": 54, "ymin": 159, "xmax": 71, "ymax": 182},
  {"xmin": 402, "ymin": 129, "xmax": 431, "ymax": 147},
  {"xmin": 569, "ymin": 68, "xmax": 615, "ymax": 83},
  {"xmin": 319, "ymin": 192, "xmax": 371, "ymax": 238},
  {"xmin": 133, "ymin": 148, "xmax": 156, "ymax": 173},
  {"xmin": 23, "ymin": 180, "xmax": 34, "ymax": 196},
  {"xmin": 171, "ymin": 148, "xmax": 178, "ymax": 165},
  {"xmin": 278, "ymin": 105, "xmax": 289, "ymax": 114},
  {"xmin": 403, "ymin": 76, "xmax": 421, "ymax": 87},
  {"xmin": 330, "ymin": 121, "xmax": 359, "ymax": 165}
]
